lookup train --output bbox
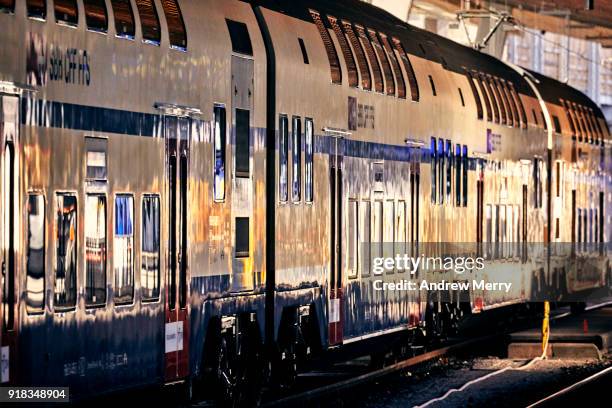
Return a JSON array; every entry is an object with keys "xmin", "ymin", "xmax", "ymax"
[{"xmin": 0, "ymin": 0, "xmax": 610, "ymax": 404}]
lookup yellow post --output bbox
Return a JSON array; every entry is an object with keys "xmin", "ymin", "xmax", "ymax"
[{"xmin": 541, "ymin": 301, "xmax": 550, "ymax": 357}]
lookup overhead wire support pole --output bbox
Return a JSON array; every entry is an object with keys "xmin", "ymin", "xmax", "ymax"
[{"xmin": 456, "ymin": 10, "xmax": 517, "ymax": 51}]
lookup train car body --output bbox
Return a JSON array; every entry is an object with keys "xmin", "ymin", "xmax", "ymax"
[{"xmin": 0, "ymin": 0, "xmax": 609, "ymax": 402}]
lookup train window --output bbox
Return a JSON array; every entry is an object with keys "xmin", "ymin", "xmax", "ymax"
[
  {"xmin": 577, "ymin": 208, "xmax": 582, "ymax": 244},
  {"xmin": 587, "ymin": 109, "xmax": 600, "ymax": 144},
  {"xmin": 235, "ymin": 217, "xmax": 249, "ymax": 257},
  {"xmin": 160, "ymin": 0, "xmax": 187, "ymax": 49},
  {"xmin": 0, "ymin": 0, "xmax": 14, "ymax": 13},
  {"xmin": 383, "ymin": 200, "xmax": 394, "ymax": 272},
  {"xmin": 533, "ymin": 158, "xmax": 542, "ymax": 208},
  {"xmin": 556, "ymin": 161, "xmax": 561, "ymax": 198},
  {"xmin": 26, "ymin": 194, "xmax": 45, "ymax": 313},
  {"xmin": 395, "ymin": 201, "xmax": 406, "ymax": 263},
  {"xmin": 84, "ymin": 0, "xmax": 108, "ymax": 32},
  {"xmin": 27, "ymin": 0, "xmax": 46, "ymax": 19},
  {"xmin": 474, "ymin": 73, "xmax": 492, "ymax": 122},
  {"xmin": 455, "ymin": 144, "xmax": 461, "ymax": 206},
  {"xmin": 411, "ymin": 171, "xmax": 421, "ymax": 247},
  {"xmin": 292, "ymin": 116, "xmax": 302, "ymax": 202},
  {"xmin": 359, "ymin": 200, "xmax": 371, "ymax": 276},
  {"xmin": 55, "ymin": 0, "xmax": 78, "ymax": 25},
  {"xmin": 354, "ymin": 25, "xmax": 383, "ymax": 93},
  {"xmin": 309, "ymin": 10, "xmax": 341, "ymax": 84},
  {"xmin": 213, "ymin": 105, "xmax": 226, "ymax": 201},
  {"xmin": 571, "ymin": 103, "xmax": 585, "ymax": 141},
  {"xmin": 368, "ymin": 29, "xmax": 394, "ymax": 96},
  {"xmin": 430, "ymin": 137, "xmax": 436, "ymax": 204},
  {"xmin": 590, "ymin": 108, "xmax": 604, "ymax": 141},
  {"xmin": 348, "ymin": 200, "xmax": 358, "ymax": 279},
  {"xmin": 55, "ymin": 194, "xmax": 77, "ymax": 310},
  {"xmin": 458, "ymin": 87, "xmax": 465, "ymax": 107},
  {"xmin": 111, "ymin": 0, "xmax": 135, "ymax": 38},
  {"xmin": 279, "ymin": 115, "xmax": 289, "ymax": 202},
  {"xmin": 464, "ymin": 72, "xmax": 482, "ymax": 119},
  {"xmin": 485, "ymin": 204, "xmax": 492, "ymax": 259},
  {"xmin": 494, "ymin": 77, "xmax": 512, "ymax": 127},
  {"xmin": 438, "ymin": 139, "xmax": 444, "ymax": 204},
  {"xmin": 226, "ymin": 19, "xmax": 252, "ymax": 56},
  {"xmin": 392, "ymin": 38, "xmax": 419, "ymax": 101},
  {"xmin": 305, "ymin": 118, "xmax": 314, "ymax": 203},
  {"xmin": 445, "ymin": 140, "xmax": 452, "ymax": 201},
  {"xmin": 428, "ymin": 75, "xmax": 436, "ymax": 96},
  {"xmin": 141, "ymin": 195, "xmax": 160, "ymax": 300},
  {"xmin": 135, "ymin": 0, "xmax": 160, "ymax": 44},
  {"xmin": 235, "ymin": 108, "xmax": 250, "ymax": 177},
  {"xmin": 328, "ymin": 15, "xmax": 357, "ymax": 87},
  {"xmin": 552, "ymin": 115, "xmax": 562, "ymax": 134},
  {"xmin": 379, "ymin": 33, "xmax": 405, "ymax": 98},
  {"xmin": 583, "ymin": 209, "xmax": 587, "ymax": 248},
  {"xmin": 342, "ymin": 21, "xmax": 371, "ymax": 91},
  {"xmin": 298, "ymin": 38, "xmax": 309, "ymax": 64},
  {"xmin": 462, "ymin": 145, "xmax": 468, "ymax": 207},
  {"xmin": 372, "ymin": 201, "xmax": 383, "ymax": 273},
  {"xmin": 85, "ymin": 137, "xmax": 108, "ymax": 181},
  {"xmin": 480, "ymin": 74, "xmax": 499, "ymax": 123},
  {"xmin": 581, "ymin": 106, "xmax": 595, "ymax": 143},
  {"xmin": 85, "ymin": 194, "xmax": 107, "ymax": 306},
  {"xmin": 114, "ymin": 194, "xmax": 134, "ymax": 304}
]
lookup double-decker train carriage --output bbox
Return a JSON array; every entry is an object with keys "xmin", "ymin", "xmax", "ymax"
[{"xmin": 0, "ymin": 0, "xmax": 610, "ymax": 403}]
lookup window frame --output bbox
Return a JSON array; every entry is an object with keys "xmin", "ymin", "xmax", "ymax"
[
  {"xmin": 135, "ymin": 0, "xmax": 161, "ymax": 45},
  {"xmin": 213, "ymin": 104, "xmax": 227, "ymax": 202},
  {"xmin": 304, "ymin": 117, "xmax": 314, "ymax": 203},
  {"xmin": 84, "ymin": 193, "xmax": 108, "ymax": 308},
  {"xmin": 54, "ymin": 191, "xmax": 78, "ymax": 312},
  {"xmin": 279, "ymin": 114, "xmax": 289, "ymax": 203},
  {"xmin": 84, "ymin": 0, "xmax": 109, "ymax": 33},
  {"xmin": 141, "ymin": 193, "xmax": 161, "ymax": 303},
  {"xmin": 292, "ymin": 116, "xmax": 302, "ymax": 203},
  {"xmin": 160, "ymin": 0, "xmax": 187, "ymax": 51},
  {"xmin": 54, "ymin": 0, "xmax": 79, "ymax": 27},
  {"xmin": 111, "ymin": 0, "xmax": 136, "ymax": 39},
  {"xmin": 26, "ymin": 0, "xmax": 46, "ymax": 20},
  {"xmin": 113, "ymin": 193, "xmax": 135, "ymax": 306},
  {"xmin": 26, "ymin": 192, "xmax": 46, "ymax": 315}
]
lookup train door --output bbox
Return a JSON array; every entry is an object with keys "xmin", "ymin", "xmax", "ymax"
[
  {"xmin": 329, "ymin": 136, "xmax": 343, "ymax": 346},
  {"xmin": 164, "ymin": 115, "xmax": 190, "ymax": 381},
  {"xmin": 1, "ymin": 95, "xmax": 18, "ymax": 384}
]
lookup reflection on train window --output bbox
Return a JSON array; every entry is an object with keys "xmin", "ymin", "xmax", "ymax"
[
  {"xmin": 55, "ymin": 194, "xmax": 77, "ymax": 310},
  {"xmin": 55, "ymin": 0, "xmax": 78, "ymax": 25},
  {"xmin": 114, "ymin": 195, "xmax": 134, "ymax": 304},
  {"xmin": 392, "ymin": 38, "xmax": 419, "ymax": 101},
  {"xmin": 292, "ymin": 116, "xmax": 302, "ymax": 202},
  {"xmin": 368, "ymin": 28, "xmax": 395, "ymax": 96},
  {"xmin": 359, "ymin": 200, "xmax": 371, "ymax": 276},
  {"xmin": 309, "ymin": 10, "xmax": 342, "ymax": 84},
  {"xmin": 84, "ymin": 0, "xmax": 108, "ymax": 32},
  {"xmin": 213, "ymin": 105, "xmax": 226, "ymax": 201},
  {"xmin": 226, "ymin": 19, "xmax": 253, "ymax": 56},
  {"xmin": 510, "ymin": 82, "xmax": 528, "ymax": 128},
  {"xmin": 485, "ymin": 204, "xmax": 492, "ymax": 259},
  {"xmin": 455, "ymin": 144, "xmax": 461, "ymax": 206},
  {"xmin": 348, "ymin": 200, "xmax": 358, "ymax": 279},
  {"xmin": 462, "ymin": 145, "xmax": 468, "ymax": 207},
  {"xmin": 85, "ymin": 194, "xmax": 107, "ymax": 306},
  {"xmin": 395, "ymin": 201, "xmax": 406, "ymax": 263},
  {"xmin": 465, "ymin": 71, "xmax": 482, "ymax": 120},
  {"xmin": 235, "ymin": 108, "xmax": 250, "ymax": 178},
  {"xmin": 383, "ymin": 200, "xmax": 394, "ymax": 272},
  {"xmin": 110, "ymin": 0, "xmax": 135, "ymax": 38},
  {"xmin": 27, "ymin": 0, "xmax": 46, "ymax": 19},
  {"xmin": 430, "ymin": 137, "xmax": 436, "ymax": 204},
  {"xmin": 372, "ymin": 201, "xmax": 383, "ymax": 274},
  {"xmin": 26, "ymin": 194, "xmax": 45, "ymax": 313},
  {"xmin": 445, "ymin": 140, "xmax": 452, "ymax": 201},
  {"xmin": 474, "ymin": 73, "xmax": 492, "ymax": 122},
  {"xmin": 279, "ymin": 115, "xmax": 289, "ymax": 202},
  {"xmin": 160, "ymin": 0, "xmax": 187, "ymax": 50},
  {"xmin": 0, "ymin": 0, "xmax": 14, "ymax": 13},
  {"xmin": 305, "ymin": 118, "xmax": 314, "ymax": 203},
  {"xmin": 438, "ymin": 139, "xmax": 444, "ymax": 204},
  {"xmin": 135, "ymin": 0, "xmax": 160, "ymax": 44},
  {"xmin": 141, "ymin": 195, "xmax": 160, "ymax": 300}
]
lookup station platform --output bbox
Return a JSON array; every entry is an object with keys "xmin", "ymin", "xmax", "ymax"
[{"xmin": 507, "ymin": 305, "xmax": 612, "ymax": 359}]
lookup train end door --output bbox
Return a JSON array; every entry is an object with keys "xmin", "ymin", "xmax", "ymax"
[{"xmin": 328, "ymin": 135, "xmax": 344, "ymax": 346}]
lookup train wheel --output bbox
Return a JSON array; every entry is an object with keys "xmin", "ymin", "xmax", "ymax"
[{"xmin": 215, "ymin": 336, "xmax": 238, "ymax": 405}]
